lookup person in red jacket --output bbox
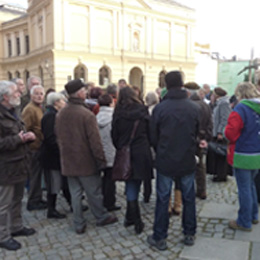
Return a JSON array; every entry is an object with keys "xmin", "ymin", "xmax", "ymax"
[{"xmin": 225, "ymin": 82, "xmax": 260, "ymax": 232}]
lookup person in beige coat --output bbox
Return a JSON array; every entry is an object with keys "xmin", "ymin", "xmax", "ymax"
[
  {"xmin": 55, "ymin": 79, "xmax": 118, "ymax": 234},
  {"xmin": 22, "ymin": 85, "xmax": 47, "ymax": 211}
]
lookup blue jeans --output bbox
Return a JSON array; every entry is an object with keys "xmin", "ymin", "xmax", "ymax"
[
  {"xmin": 125, "ymin": 179, "xmax": 142, "ymax": 201},
  {"xmin": 234, "ymin": 168, "xmax": 259, "ymax": 228},
  {"xmin": 153, "ymin": 172, "xmax": 196, "ymax": 241}
]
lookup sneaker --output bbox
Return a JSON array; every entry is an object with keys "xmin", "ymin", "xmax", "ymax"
[
  {"xmin": 147, "ymin": 235, "xmax": 167, "ymax": 251},
  {"xmin": 228, "ymin": 220, "xmax": 252, "ymax": 232},
  {"xmin": 252, "ymin": 219, "xmax": 259, "ymax": 224},
  {"xmin": 11, "ymin": 227, "xmax": 36, "ymax": 237},
  {"xmin": 184, "ymin": 235, "xmax": 195, "ymax": 246}
]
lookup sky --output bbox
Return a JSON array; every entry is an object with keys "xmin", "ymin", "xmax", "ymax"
[
  {"xmin": 2, "ymin": 0, "xmax": 260, "ymax": 60},
  {"xmin": 185, "ymin": 0, "xmax": 260, "ymax": 60}
]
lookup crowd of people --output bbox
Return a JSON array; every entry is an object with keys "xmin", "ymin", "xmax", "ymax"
[{"xmin": 1, "ymin": 71, "xmax": 260, "ymax": 252}]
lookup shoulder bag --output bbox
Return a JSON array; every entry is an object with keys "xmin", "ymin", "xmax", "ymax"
[{"xmin": 112, "ymin": 120, "xmax": 139, "ymax": 181}]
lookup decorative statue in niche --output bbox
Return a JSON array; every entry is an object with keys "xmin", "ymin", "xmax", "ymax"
[{"xmin": 133, "ymin": 32, "xmax": 140, "ymax": 51}]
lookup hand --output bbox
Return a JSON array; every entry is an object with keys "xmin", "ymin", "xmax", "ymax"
[
  {"xmin": 217, "ymin": 133, "xmax": 223, "ymax": 141},
  {"xmin": 199, "ymin": 140, "xmax": 208, "ymax": 148},
  {"xmin": 18, "ymin": 131, "xmax": 25, "ymax": 142},
  {"xmin": 23, "ymin": 131, "xmax": 36, "ymax": 142}
]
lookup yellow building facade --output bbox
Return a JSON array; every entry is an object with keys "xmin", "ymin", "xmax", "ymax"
[{"xmin": 0, "ymin": 0, "xmax": 196, "ymax": 93}]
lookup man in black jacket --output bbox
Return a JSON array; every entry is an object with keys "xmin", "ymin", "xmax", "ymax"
[
  {"xmin": 147, "ymin": 71, "xmax": 200, "ymax": 250},
  {"xmin": 184, "ymin": 82, "xmax": 213, "ymax": 199}
]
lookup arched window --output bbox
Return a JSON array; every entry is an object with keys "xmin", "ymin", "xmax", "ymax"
[
  {"xmin": 7, "ymin": 71, "xmax": 12, "ymax": 80},
  {"xmin": 159, "ymin": 70, "xmax": 167, "ymax": 88},
  {"xmin": 129, "ymin": 67, "xmax": 143, "ymax": 94},
  {"xmin": 15, "ymin": 71, "xmax": 20, "ymax": 78},
  {"xmin": 24, "ymin": 70, "xmax": 30, "ymax": 83},
  {"xmin": 74, "ymin": 64, "xmax": 87, "ymax": 82},
  {"xmin": 99, "ymin": 66, "xmax": 111, "ymax": 86}
]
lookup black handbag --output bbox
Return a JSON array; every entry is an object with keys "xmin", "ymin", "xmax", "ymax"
[
  {"xmin": 112, "ymin": 120, "xmax": 139, "ymax": 181},
  {"xmin": 208, "ymin": 141, "xmax": 227, "ymax": 157}
]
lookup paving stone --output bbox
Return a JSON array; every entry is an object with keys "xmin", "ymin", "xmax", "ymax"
[
  {"xmin": 180, "ymin": 236, "xmax": 249, "ymax": 260},
  {"xmin": 131, "ymin": 246, "xmax": 142, "ymax": 254},
  {"xmin": 234, "ymin": 222, "xmax": 260, "ymax": 242},
  {"xmin": 251, "ymin": 242, "xmax": 260, "ymax": 260},
  {"xmin": 199, "ymin": 202, "xmax": 237, "ymax": 220},
  {"xmin": 4, "ymin": 256, "xmax": 17, "ymax": 260},
  {"xmin": 4, "ymin": 175, "xmax": 259, "ymax": 259}
]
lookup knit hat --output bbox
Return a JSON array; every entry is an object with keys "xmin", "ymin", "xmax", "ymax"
[
  {"xmin": 65, "ymin": 79, "xmax": 85, "ymax": 94},
  {"xmin": 214, "ymin": 87, "xmax": 227, "ymax": 97},
  {"xmin": 165, "ymin": 71, "xmax": 184, "ymax": 89},
  {"xmin": 184, "ymin": 82, "xmax": 200, "ymax": 90}
]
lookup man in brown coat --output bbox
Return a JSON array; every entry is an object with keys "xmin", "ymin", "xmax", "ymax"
[
  {"xmin": 56, "ymin": 79, "xmax": 118, "ymax": 234},
  {"xmin": 22, "ymin": 85, "xmax": 47, "ymax": 210},
  {"xmin": 0, "ymin": 81, "xmax": 36, "ymax": 251}
]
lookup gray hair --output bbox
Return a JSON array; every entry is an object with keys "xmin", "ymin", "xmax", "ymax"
[
  {"xmin": 27, "ymin": 76, "xmax": 42, "ymax": 89},
  {"xmin": 185, "ymin": 88, "xmax": 198, "ymax": 96},
  {"xmin": 145, "ymin": 91, "xmax": 159, "ymax": 107},
  {"xmin": 0, "ymin": 81, "xmax": 16, "ymax": 102},
  {"xmin": 11, "ymin": 78, "xmax": 22, "ymax": 84},
  {"xmin": 46, "ymin": 92, "xmax": 66, "ymax": 106},
  {"xmin": 30, "ymin": 85, "xmax": 45, "ymax": 95}
]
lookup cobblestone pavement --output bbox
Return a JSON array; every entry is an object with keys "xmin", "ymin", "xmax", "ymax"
[{"xmin": 0, "ymin": 175, "xmax": 250, "ymax": 260}]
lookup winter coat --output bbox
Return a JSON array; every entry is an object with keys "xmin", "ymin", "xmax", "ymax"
[
  {"xmin": 190, "ymin": 93, "xmax": 212, "ymax": 141},
  {"xmin": 112, "ymin": 103, "xmax": 153, "ymax": 180},
  {"xmin": 225, "ymin": 99, "xmax": 260, "ymax": 169},
  {"xmin": 0, "ymin": 104, "xmax": 30, "ymax": 185},
  {"xmin": 22, "ymin": 101, "xmax": 44, "ymax": 150},
  {"xmin": 150, "ymin": 88, "xmax": 200, "ymax": 178},
  {"xmin": 213, "ymin": 96, "xmax": 231, "ymax": 137},
  {"xmin": 96, "ymin": 106, "xmax": 116, "ymax": 167},
  {"xmin": 40, "ymin": 106, "xmax": 61, "ymax": 170},
  {"xmin": 55, "ymin": 97, "xmax": 106, "ymax": 177}
]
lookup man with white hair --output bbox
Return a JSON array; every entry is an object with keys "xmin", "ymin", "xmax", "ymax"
[
  {"xmin": 21, "ymin": 76, "xmax": 42, "ymax": 111},
  {"xmin": 0, "ymin": 81, "xmax": 36, "ymax": 251},
  {"xmin": 22, "ymin": 85, "xmax": 46, "ymax": 211}
]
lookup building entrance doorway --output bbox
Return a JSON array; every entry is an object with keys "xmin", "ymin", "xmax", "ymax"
[{"xmin": 129, "ymin": 67, "xmax": 143, "ymax": 93}]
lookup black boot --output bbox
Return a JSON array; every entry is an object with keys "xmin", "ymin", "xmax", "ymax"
[
  {"xmin": 47, "ymin": 194, "xmax": 66, "ymax": 219},
  {"xmin": 133, "ymin": 200, "xmax": 144, "ymax": 235},
  {"xmin": 124, "ymin": 201, "xmax": 135, "ymax": 227}
]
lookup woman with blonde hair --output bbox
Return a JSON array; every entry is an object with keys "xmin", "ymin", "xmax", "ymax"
[{"xmin": 225, "ymin": 82, "xmax": 260, "ymax": 231}]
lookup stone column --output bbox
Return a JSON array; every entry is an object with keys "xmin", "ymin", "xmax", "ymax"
[{"xmin": 19, "ymin": 30, "xmax": 25, "ymax": 55}]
